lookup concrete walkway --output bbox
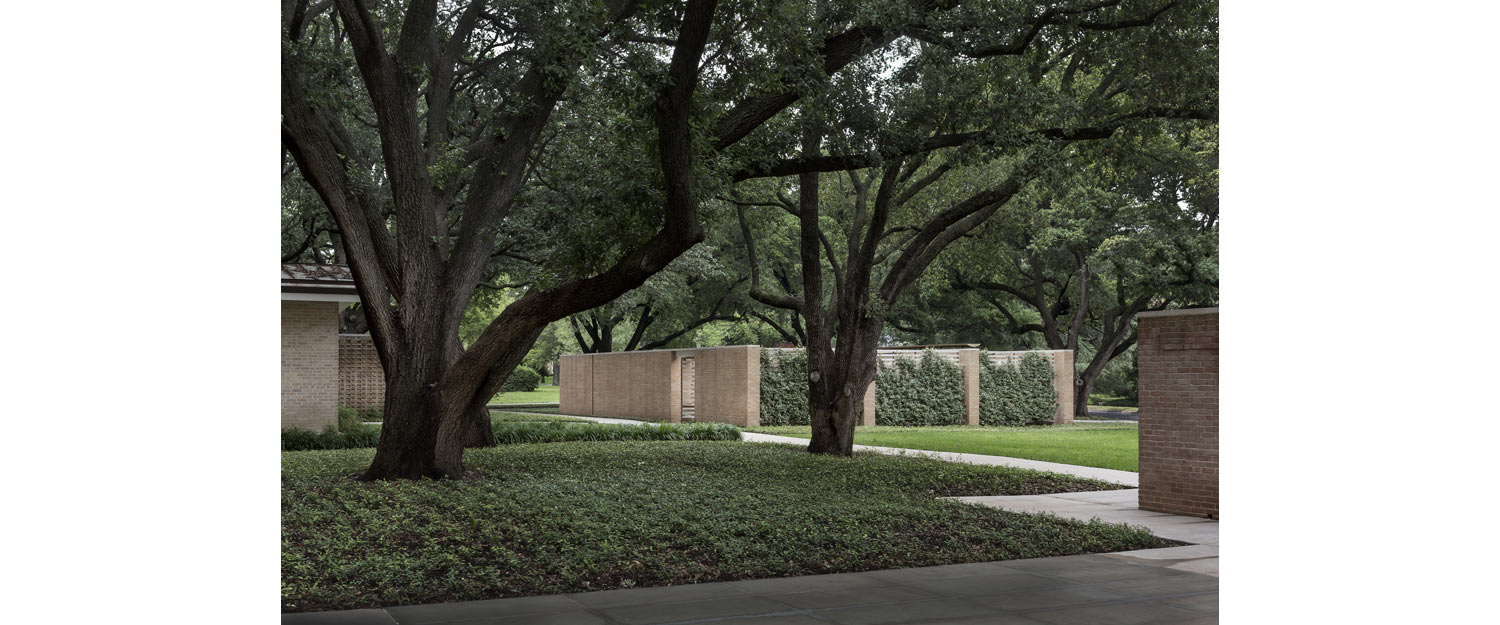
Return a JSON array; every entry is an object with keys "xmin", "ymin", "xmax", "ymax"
[
  {"xmin": 739, "ymin": 431, "xmax": 1139, "ymax": 486},
  {"xmin": 528, "ymin": 414, "xmax": 1138, "ymax": 486},
  {"xmin": 284, "ymin": 551, "xmax": 1218, "ymax": 624},
  {"xmin": 951, "ymin": 489, "xmax": 1219, "ymax": 577}
]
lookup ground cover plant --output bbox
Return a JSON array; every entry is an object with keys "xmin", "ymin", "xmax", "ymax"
[
  {"xmin": 283, "ymin": 441, "xmax": 1162, "ymax": 612},
  {"xmin": 745, "ymin": 423, "xmax": 1140, "ymax": 471}
]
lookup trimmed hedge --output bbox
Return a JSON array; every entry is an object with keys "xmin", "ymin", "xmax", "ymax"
[
  {"xmin": 978, "ymin": 352, "xmax": 1058, "ymax": 426},
  {"xmin": 492, "ymin": 421, "xmax": 741, "ymax": 444},
  {"xmin": 501, "ymin": 365, "xmax": 542, "ymax": 393},
  {"xmin": 281, "ymin": 406, "xmax": 383, "ymax": 451},
  {"xmin": 875, "ymin": 350, "xmax": 966, "ymax": 426},
  {"xmin": 283, "ymin": 413, "xmax": 741, "ymax": 451},
  {"xmin": 759, "ymin": 349, "xmax": 810, "ymax": 426}
]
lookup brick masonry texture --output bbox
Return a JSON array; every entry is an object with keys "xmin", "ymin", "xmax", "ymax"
[
  {"xmin": 560, "ymin": 346, "xmax": 761, "ymax": 426},
  {"xmin": 282, "ymin": 301, "xmax": 340, "ymax": 431},
  {"xmin": 1137, "ymin": 308, "xmax": 1219, "ymax": 519},
  {"xmin": 693, "ymin": 346, "xmax": 760, "ymax": 427},
  {"xmin": 338, "ymin": 335, "xmax": 385, "ymax": 411}
]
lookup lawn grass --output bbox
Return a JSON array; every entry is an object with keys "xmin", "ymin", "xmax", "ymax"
[
  {"xmin": 490, "ymin": 411, "xmax": 587, "ymax": 423},
  {"xmin": 1088, "ymin": 393, "xmax": 1138, "ymax": 408},
  {"xmin": 488, "ymin": 385, "xmax": 560, "ymax": 405},
  {"xmin": 744, "ymin": 423, "xmax": 1139, "ymax": 472},
  {"xmin": 283, "ymin": 441, "xmax": 1162, "ymax": 612}
]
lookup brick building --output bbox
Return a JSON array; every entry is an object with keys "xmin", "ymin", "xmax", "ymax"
[
  {"xmin": 1137, "ymin": 307, "xmax": 1219, "ymax": 518},
  {"xmin": 281, "ymin": 264, "xmax": 365, "ymax": 430}
]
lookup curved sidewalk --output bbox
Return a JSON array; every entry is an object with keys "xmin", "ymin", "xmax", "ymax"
[
  {"xmin": 546, "ymin": 413, "xmax": 1140, "ymax": 486},
  {"xmin": 738, "ymin": 431, "xmax": 1138, "ymax": 486}
]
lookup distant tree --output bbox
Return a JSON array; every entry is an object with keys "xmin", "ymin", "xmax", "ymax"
[
  {"xmin": 727, "ymin": 0, "xmax": 1216, "ymax": 455},
  {"xmin": 947, "ymin": 125, "xmax": 1218, "ymax": 419}
]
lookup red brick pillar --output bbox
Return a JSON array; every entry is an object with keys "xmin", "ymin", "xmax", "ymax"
[{"xmin": 1137, "ymin": 308, "xmax": 1219, "ymax": 518}]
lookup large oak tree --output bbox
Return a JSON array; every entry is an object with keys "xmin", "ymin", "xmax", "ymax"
[{"xmin": 282, "ymin": 0, "xmax": 1089, "ymax": 477}]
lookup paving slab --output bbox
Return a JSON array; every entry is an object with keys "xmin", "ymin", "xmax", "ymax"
[
  {"xmin": 282, "ymin": 609, "xmax": 399, "ymax": 625},
  {"xmin": 286, "ymin": 553, "xmax": 1216, "ymax": 625},
  {"xmin": 951, "ymin": 490, "xmax": 1219, "ymax": 547}
]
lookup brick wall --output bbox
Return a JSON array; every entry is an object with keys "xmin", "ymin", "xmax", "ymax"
[
  {"xmin": 338, "ymin": 335, "xmax": 385, "ymax": 412},
  {"xmin": 281, "ymin": 300, "xmax": 340, "ymax": 430},
  {"xmin": 559, "ymin": 354, "xmax": 594, "ymax": 416},
  {"xmin": 560, "ymin": 350, "xmax": 678, "ymax": 422},
  {"xmin": 1137, "ymin": 308, "xmax": 1219, "ymax": 518},
  {"xmin": 559, "ymin": 346, "xmax": 762, "ymax": 425},
  {"xmin": 693, "ymin": 346, "xmax": 760, "ymax": 427}
]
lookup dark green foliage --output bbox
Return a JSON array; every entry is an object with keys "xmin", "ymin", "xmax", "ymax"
[
  {"xmin": 283, "ymin": 413, "xmax": 737, "ymax": 451},
  {"xmin": 758, "ymin": 349, "xmax": 810, "ymax": 426},
  {"xmin": 282, "ymin": 441, "xmax": 1161, "ymax": 611},
  {"xmin": 876, "ymin": 351, "xmax": 966, "ymax": 426},
  {"xmin": 281, "ymin": 406, "xmax": 382, "ymax": 451},
  {"xmin": 978, "ymin": 353, "xmax": 1058, "ymax": 426},
  {"xmin": 1092, "ymin": 350, "xmax": 1139, "ymax": 403},
  {"xmin": 492, "ymin": 421, "xmax": 741, "ymax": 445},
  {"xmin": 500, "ymin": 366, "xmax": 542, "ymax": 393}
]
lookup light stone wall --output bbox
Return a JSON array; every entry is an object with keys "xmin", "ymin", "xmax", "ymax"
[
  {"xmin": 281, "ymin": 300, "xmax": 340, "ymax": 430},
  {"xmin": 558, "ymin": 354, "xmax": 594, "ymax": 416},
  {"xmin": 1050, "ymin": 350, "xmax": 1076, "ymax": 424},
  {"xmin": 960, "ymin": 350, "xmax": 981, "ymax": 425},
  {"xmin": 693, "ymin": 346, "xmax": 760, "ymax": 427},
  {"xmin": 589, "ymin": 350, "xmax": 677, "ymax": 421},
  {"xmin": 559, "ymin": 346, "xmax": 761, "ymax": 425}
]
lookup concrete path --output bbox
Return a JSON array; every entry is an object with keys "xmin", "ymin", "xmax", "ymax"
[
  {"xmin": 529, "ymin": 414, "xmax": 1138, "ymax": 486},
  {"xmin": 284, "ymin": 551, "xmax": 1218, "ymax": 624},
  {"xmin": 951, "ymin": 489, "xmax": 1219, "ymax": 577},
  {"xmin": 1085, "ymin": 409, "xmax": 1139, "ymax": 421},
  {"xmin": 739, "ymin": 431, "xmax": 1139, "ymax": 487}
]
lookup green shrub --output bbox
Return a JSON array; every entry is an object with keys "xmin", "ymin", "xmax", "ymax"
[
  {"xmin": 759, "ymin": 349, "xmax": 810, "ymax": 426},
  {"xmin": 1092, "ymin": 350, "xmax": 1138, "ymax": 403},
  {"xmin": 875, "ymin": 350, "xmax": 966, "ymax": 426},
  {"xmin": 501, "ymin": 365, "xmax": 542, "ymax": 393},
  {"xmin": 491, "ymin": 421, "xmax": 741, "ymax": 444},
  {"xmin": 284, "ymin": 415, "xmax": 739, "ymax": 451},
  {"xmin": 978, "ymin": 352, "xmax": 1058, "ymax": 426},
  {"xmin": 283, "ymin": 408, "xmax": 383, "ymax": 451}
]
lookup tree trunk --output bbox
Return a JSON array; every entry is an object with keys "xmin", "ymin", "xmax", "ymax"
[
  {"xmin": 361, "ymin": 371, "xmax": 448, "ymax": 480},
  {"xmin": 361, "ymin": 320, "xmax": 499, "ymax": 479},
  {"xmin": 807, "ymin": 401, "xmax": 859, "ymax": 455},
  {"xmin": 460, "ymin": 402, "xmax": 495, "ymax": 448},
  {"xmin": 1074, "ymin": 374, "xmax": 1096, "ymax": 422}
]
